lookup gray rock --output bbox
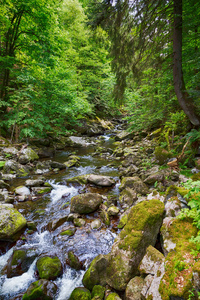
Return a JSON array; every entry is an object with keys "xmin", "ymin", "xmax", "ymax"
[
  {"xmin": 18, "ymin": 147, "xmax": 39, "ymax": 164},
  {"xmin": 69, "ymin": 136, "xmax": 93, "ymax": 147},
  {"xmin": 119, "ymin": 187, "xmax": 137, "ymax": 207},
  {"xmin": 144, "ymin": 172, "xmax": 164, "ymax": 185},
  {"xmin": 91, "ymin": 219, "xmax": 102, "ymax": 230},
  {"xmin": 88, "ymin": 174, "xmax": 115, "ymax": 187},
  {"xmin": 3, "ymin": 160, "xmax": 29, "ymax": 176},
  {"xmin": 3, "ymin": 147, "xmax": 18, "ymax": 155},
  {"xmin": 15, "ymin": 186, "xmax": 30, "ymax": 196},
  {"xmin": 73, "ymin": 218, "xmax": 86, "ymax": 227},
  {"xmin": 50, "ymin": 161, "xmax": 66, "ymax": 170},
  {"xmin": 107, "ymin": 206, "xmax": 119, "ymax": 216},
  {"xmin": 125, "ymin": 277, "xmax": 144, "ymax": 300},
  {"xmin": 119, "ymin": 176, "xmax": 149, "ymax": 195},
  {"xmin": 115, "ymin": 130, "xmax": 134, "ymax": 141},
  {"xmin": 0, "ymin": 180, "xmax": 9, "ymax": 189},
  {"xmin": 70, "ymin": 193, "xmax": 103, "ymax": 214},
  {"xmin": 139, "ymin": 246, "xmax": 165, "ymax": 300},
  {"xmin": 25, "ymin": 179, "xmax": 45, "ymax": 187}
]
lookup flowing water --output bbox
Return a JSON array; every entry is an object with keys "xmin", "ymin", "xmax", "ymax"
[{"xmin": 0, "ymin": 133, "xmax": 121, "ymax": 299}]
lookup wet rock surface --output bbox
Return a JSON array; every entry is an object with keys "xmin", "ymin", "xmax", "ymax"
[{"xmin": 0, "ymin": 120, "xmax": 199, "ymax": 300}]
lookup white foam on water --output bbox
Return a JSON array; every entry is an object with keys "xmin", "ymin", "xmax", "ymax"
[
  {"xmin": 0, "ymin": 247, "xmax": 13, "ymax": 272},
  {"xmin": 50, "ymin": 184, "xmax": 78, "ymax": 203},
  {"xmin": 1, "ymin": 258, "xmax": 37, "ymax": 296},
  {"xmin": 56, "ymin": 268, "xmax": 85, "ymax": 300}
]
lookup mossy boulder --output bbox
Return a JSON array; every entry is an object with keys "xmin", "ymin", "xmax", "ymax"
[
  {"xmin": 154, "ymin": 147, "xmax": 172, "ymax": 165},
  {"xmin": 82, "ymin": 254, "xmax": 109, "ymax": 290},
  {"xmin": 22, "ymin": 279, "xmax": 57, "ymax": 300},
  {"xmin": 159, "ymin": 217, "xmax": 200, "ymax": 300},
  {"xmin": 7, "ymin": 249, "xmax": 36, "ymax": 278},
  {"xmin": 106, "ymin": 199, "xmax": 165, "ymax": 291},
  {"xmin": 18, "ymin": 147, "xmax": 39, "ymax": 164},
  {"xmin": 70, "ymin": 193, "xmax": 103, "ymax": 214},
  {"xmin": 0, "ymin": 204, "xmax": 27, "ymax": 241},
  {"xmin": 91, "ymin": 285, "xmax": 105, "ymax": 300},
  {"xmin": 69, "ymin": 287, "xmax": 91, "ymax": 300},
  {"xmin": 119, "ymin": 176, "xmax": 149, "ymax": 195},
  {"xmin": 36, "ymin": 256, "xmax": 62, "ymax": 280},
  {"xmin": 105, "ymin": 292, "xmax": 122, "ymax": 300}
]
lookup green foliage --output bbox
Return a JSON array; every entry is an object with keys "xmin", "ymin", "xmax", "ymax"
[
  {"xmin": 0, "ymin": 0, "xmax": 117, "ymax": 140},
  {"xmin": 178, "ymin": 179, "xmax": 200, "ymax": 252},
  {"xmin": 185, "ymin": 129, "xmax": 200, "ymax": 144},
  {"xmin": 124, "ymin": 66, "xmax": 178, "ymax": 132}
]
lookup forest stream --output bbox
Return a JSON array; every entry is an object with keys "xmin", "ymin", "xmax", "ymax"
[{"xmin": 0, "ymin": 129, "xmax": 122, "ymax": 300}]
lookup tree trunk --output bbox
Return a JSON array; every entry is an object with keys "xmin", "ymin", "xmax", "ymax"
[{"xmin": 173, "ymin": 0, "xmax": 200, "ymax": 126}]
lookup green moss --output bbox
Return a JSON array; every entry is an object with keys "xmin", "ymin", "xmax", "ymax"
[
  {"xmin": 69, "ymin": 287, "xmax": 91, "ymax": 300},
  {"xmin": 117, "ymin": 214, "xmax": 128, "ymax": 229},
  {"xmin": 191, "ymin": 173, "xmax": 200, "ymax": 181},
  {"xmin": 119, "ymin": 200, "xmax": 164, "ymax": 248},
  {"xmin": 0, "ymin": 161, "xmax": 6, "ymax": 169},
  {"xmin": 68, "ymin": 251, "xmax": 81, "ymax": 270},
  {"xmin": 159, "ymin": 218, "xmax": 199, "ymax": 300},
  {"xmin": 100, "ymin": 210, "xmax": 110, "ymax": 226},
  {"xmin": 154, "ymin": 146, "xmax": 172, "ymax": 165},
  {"xmin": 22, "ymin": 279, "xmax": 57, "ymax": 300},
  {"xmin": 36, "ymin": 256, "xmax": 62, "ymax": 280},
  {"xmin": 106, "ymin": 292, "xmax": 121, "ymax": 300},
  {"xmin": 22, "ymin": 282, "xmax": 44, "ymax": 300},
  {"xmin": 91, "ymin": 285, "xmax": 105, "ymax": 299},
  {"xmin": 60, "ymin": 229, "xmax": 75, "ymax": 236},
  {"xmin": 37, "ymin": 187, "xmax": 51, "ymax": 194},
  {"xmin": 11, "ymin": 250, "xmax": 26, "ymax": 266}
]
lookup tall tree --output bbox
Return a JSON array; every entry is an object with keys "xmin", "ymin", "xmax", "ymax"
[
  {"xmin": 88, "ymin": 0, "xmax": 200, "ymax": 125},
  {"xmin": 173, "ymin": 0, "xmax": 200, "ymax": 126}
]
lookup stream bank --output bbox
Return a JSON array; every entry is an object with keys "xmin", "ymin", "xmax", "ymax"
[{"xmin": 0, "ymin": 119, "xmax": 200, "ymax": 300}]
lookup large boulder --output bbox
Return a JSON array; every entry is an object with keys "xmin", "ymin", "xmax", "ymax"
[
  {"xmin": 70, "ymin": 193, "xmax": 103, "ymax": 214},
  {"xmin": 106, "ymin": 199, "xmax": 164, "ymax": 291},
  {"xmin": 87, "ymin": 175, "xmax": 115, "ymax": 187},
  {"xmin": 18, "ymin": 147, "xmax": 39, "ymax": 164},
  {"xmin": 36, "ymin": 256, "xmax": 62, "ymax": 280},
  {"xmin": 0, "ymin": 204, "xmax": 27, "ymax": 241},
  {"xmin": 119, "ymin": 176, "xmax": 149, "ymax": 195},
  {"xmin": 82, "ymin": 254, "xmax": 109, "ymax": 290},
  {"xmin": 22, "ymin": 279, "xmax": 58, "ymax": 300}
]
